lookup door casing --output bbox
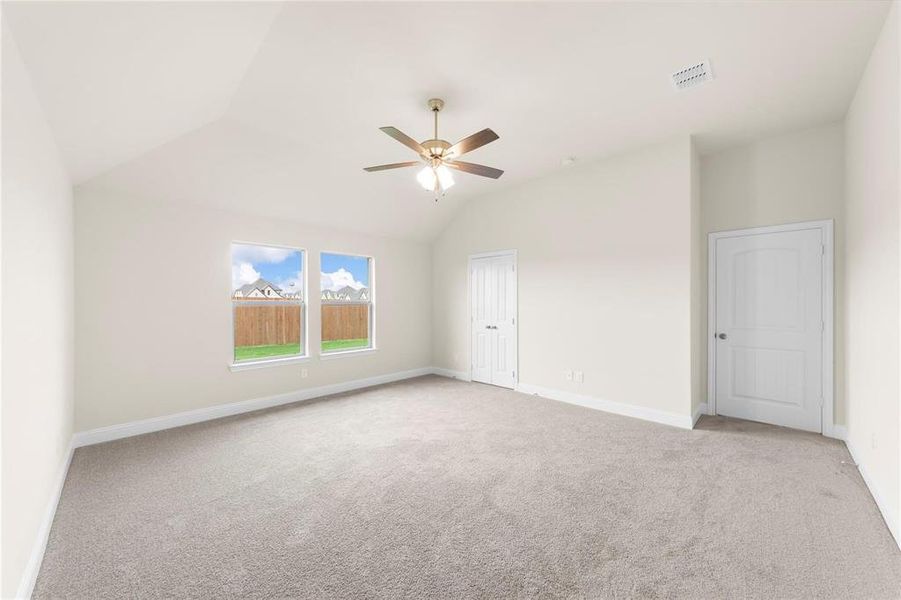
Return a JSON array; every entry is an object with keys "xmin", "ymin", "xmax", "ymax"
[
  {"xmin": 707, "ymin": 220, "xmax": 835, "ymax": 437},
  {"xmin": 469, "ymin": 249, "xmax": 518, "ymax": 387}
]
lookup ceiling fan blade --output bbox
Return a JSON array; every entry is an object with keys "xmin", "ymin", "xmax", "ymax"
[
  {"xmin": 363, "ymin": 161, "xmax": 421, "ymax": 172},
  {"xmin": 444, "ymin": 160, "xmax": 504, "ymax": 179},
  {"xmin": 446, "ymin": 128, "xmax": 499, "ymax": 158},
  {"xmin": 379, "ymin": 127, "xmax": 426, "ymax": 156}
]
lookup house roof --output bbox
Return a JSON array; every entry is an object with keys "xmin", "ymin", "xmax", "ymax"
[
  {"xmin": 322, "ymin": 286, "xmax": 368, "ymax": 301},
  {"xmin": 237, "ymin": 278, "xmax": 280, "ymax": 296}
]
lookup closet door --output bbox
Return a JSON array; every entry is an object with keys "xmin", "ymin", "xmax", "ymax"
[
  {"xmin": 470, "ymin": 254, "xmax": 517, "ymax": 389},
  {"xmin": 471, "ymin": 257, "xmax": 493, "ymax": 385}
]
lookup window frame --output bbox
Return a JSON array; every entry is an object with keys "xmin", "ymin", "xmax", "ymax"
[
  {"xmin": 319, "ymin": 251, "xmax": 376, "ymax": 357},
  {"xmin": 229, "ymin": 241, "xmax": 309, "ymax": 370}
]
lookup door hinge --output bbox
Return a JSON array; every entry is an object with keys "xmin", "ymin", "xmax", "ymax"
[
  {"xmin": 821, "ymin": 244, "xmax": 825, "ymax": 256},
  {"xmin": 512, "ymin": 370, "xmax": 516, "ymax": 378}
]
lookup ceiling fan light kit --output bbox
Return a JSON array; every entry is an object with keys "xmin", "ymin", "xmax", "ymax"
[{"xmin": 364, "ymin": 98, "xmax": 503, "ymax": 201}]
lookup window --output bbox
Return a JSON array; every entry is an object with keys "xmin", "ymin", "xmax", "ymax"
[
  {"xmin": 231, "ymin": 243, "xmax": 305, "ymax": 363},
  {"xmin": 320, "ymin": 252, "xmax": 373, "ymax": 353}
]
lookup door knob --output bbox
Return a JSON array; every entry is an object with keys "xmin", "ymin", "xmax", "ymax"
[{"xmin": 717, "ymin": 333, "xmax": 727, "ymax": 340}]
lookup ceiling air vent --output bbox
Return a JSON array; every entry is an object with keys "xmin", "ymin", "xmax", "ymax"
[{"xmin": 671, "ymin": 60, "xmax": 713, "ymax": 90}]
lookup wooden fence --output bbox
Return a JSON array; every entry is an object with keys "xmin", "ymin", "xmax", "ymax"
[
  {"xmin": 234, "ymin": 303, "xmax": 302, "ymax": 347},
  {"xmin": 233, "ymin": 301, "xmax": 369, "ymax": 347},
  {"xmin": 322, "ymin": 303, "xmax": 369, "ymax": 341}
]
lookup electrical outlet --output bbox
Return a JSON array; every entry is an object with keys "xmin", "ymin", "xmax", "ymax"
[
  {"xmin": 301, "ymin": 368, "xmax": 308, "ymax": 379},
  {"xmin": 574, "ymin": 371, "xmax": 584, "ymax": 383},
  {"xmin": 565, "ymin": 370, "xmax": 573, "ymax": 381}
]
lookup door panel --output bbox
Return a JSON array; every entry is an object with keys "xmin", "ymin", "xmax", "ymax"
[
  {"xmin": 470, "ymin": 254, "xmax": 517, "ymax": 389},
  {"xmin": 471, "ymin": 259, "xmax": 492, "ymax": 384},
  {"xmin": 492, "ymin": 256, "xmax": 516, "ymax": 388},
  {"xmin": 732, "ymin": 248, "xmax": 803, "ymax": 330},
  {"xmin": 730, "ymin": 346, "xmax": 805, "ymax": 406},
  {"xmin": 715, "ymin": 229, "xmax": 823, "ymax": 432}
]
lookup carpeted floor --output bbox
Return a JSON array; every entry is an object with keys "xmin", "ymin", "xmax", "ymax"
[{"xmin": 35, "ymin": 375, "xmax": 901, "ymax": 599}]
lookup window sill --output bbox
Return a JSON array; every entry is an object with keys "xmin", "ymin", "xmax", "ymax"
[
  {"xmin": 229, "ymin": 355, "xmax": 310, "ymax": 372},
  {"xmin": 319, "ymin": 347, "xmax": 378, "ymax": 360}
]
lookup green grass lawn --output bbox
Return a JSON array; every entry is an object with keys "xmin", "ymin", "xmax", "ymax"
[
  {"xmin": 321, "ymin": 338, "xmax": 370, "ymax": 352},
  {"xmin": 234, "ymin": 343, "xmax": 301, "ymax": 362},
  {"xmin": 235, "ymin": 339, "xmax": 369, "ymax": 361}
]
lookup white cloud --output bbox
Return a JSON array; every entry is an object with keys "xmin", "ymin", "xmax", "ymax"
[
  {"xmin": 273, "ymin": 271, "xmax": 304, "ymax": 298},
  {"xmin": 231, "ymin": 244, "xmax": 296, "ymax": 265},
  {"xmin": 232, "ymin": 261, "xmax": 261, "ymax": 291},
  {"xmin": 321, "ymin": 268, "xmax": 365, "ymax": 291}
]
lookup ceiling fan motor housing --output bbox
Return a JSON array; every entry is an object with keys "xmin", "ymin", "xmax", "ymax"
[{"xmin": 422, "ymin": 138, "xmax": 450, "ymax": 159}]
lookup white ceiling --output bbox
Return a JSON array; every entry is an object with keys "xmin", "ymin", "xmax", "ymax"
[
  {"xmin": 3, "ymin": 1, "xmax": 891, "ymax": 241},
  {"xmin": 2, "ymin": 1, "xmax": 282, "ymax": 183}
]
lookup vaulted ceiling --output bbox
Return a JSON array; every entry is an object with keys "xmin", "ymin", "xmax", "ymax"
[{"xmin": 3, "ymin": 1, "xmax": 891, "ymax": 240}]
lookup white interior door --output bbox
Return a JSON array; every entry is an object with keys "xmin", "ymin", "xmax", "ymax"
[
  {"xmin": 471, "ymin": 258, "xmax": 493, "ymax": 384},
  {"xmin": 471, "ymin": 254, "xmax": 517, "ymax": 389},
  {"xmin": 714, "ymin": 228, "xmax": 824, "ymax": 432}
]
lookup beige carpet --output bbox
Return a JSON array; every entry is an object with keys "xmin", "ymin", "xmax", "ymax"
[{"xmin": 35, "ymin": 376, "xmax": 901, "ymax": 599}]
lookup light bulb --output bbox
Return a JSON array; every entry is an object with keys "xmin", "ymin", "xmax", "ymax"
[
  {"xmin": 417, "ymin": 166, "xmax": 436, "ymax": 191},
  {"xmin": 435, "ymin": 165, "xmax": 455, "ymax": 190}
]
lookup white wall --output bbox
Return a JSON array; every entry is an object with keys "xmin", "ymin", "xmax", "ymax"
[
  {"xmin": 699, "ymin": 123, "xmax": 846, "ymax": 423},
  {"xmin": 74, "ymin": 185, "xmax": 432, "ymax": 432},
  {"xmin": 432, "ymin": 137, "xmax": 697, "ymax": 423},
  {"xmin": 1, "ymin": 27, "xmax": 75, "ymax": 599},
  {"xmin": 690, "ymin": 141, "xmax": 702, "ymax": 417},
  {"xmin": 845, "ymin": 1, "xmax": 900, "ymax": 544}
]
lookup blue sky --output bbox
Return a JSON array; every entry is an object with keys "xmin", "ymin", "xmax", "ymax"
[
  {"xmin": 232, "ymin": 244, "xmax": 370, "ymax": 295},
  {"xmin": 254, "ymin": 255, "xmax": 301, "ymax": 285},
  {"xmin": 231, "ymin": 244, "xmax": 302, "ymax": 294},
  {"xmin": 321, "ymin": 253, "xmax": 369, "ymax": 287}
]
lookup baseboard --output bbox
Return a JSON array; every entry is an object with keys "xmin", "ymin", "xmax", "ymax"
[
  {"xmin": 692, "ymin": 403, "xmax": 708, "ymax": 428},
  {"xmin": 515, "ymin": 382, "xmax": 694, "ymax": 430},
  {"xmin": 845, "ymin": 436, "xmax": 900, "ymax": 549},
  {"xmin": 430, "ymin": 367, "xmax": 471, "ymax": 382},
  {"xmin": 16, "ymin": 440, "xmax": 74, "ymax": 600},
  {"xmin": 73, "ymin": 367, "xmax": 434, "ymax": 448}
]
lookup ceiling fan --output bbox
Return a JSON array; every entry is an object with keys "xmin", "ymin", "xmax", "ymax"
[{"xmin": 364, "ymin": 98, "xmax": 503, "ymax": 198}]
